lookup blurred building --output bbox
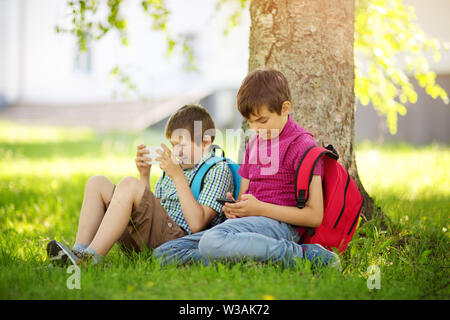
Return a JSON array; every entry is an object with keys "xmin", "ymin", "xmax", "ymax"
[
  {"xmin": 0, "ymin": 0, "xmax": 248, "ymax": 130},
  {"xmin": 0, "ymin": 0, "xmax": 448, "ymax": 143}
]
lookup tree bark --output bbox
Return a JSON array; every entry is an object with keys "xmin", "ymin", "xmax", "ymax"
[{"xmin": 240, "ymin": 0, "xmax": 383, "ymax": 225}]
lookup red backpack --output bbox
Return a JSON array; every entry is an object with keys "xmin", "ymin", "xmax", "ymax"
[{"xmin": 295, "ymin": 145, "xmax": 364, "ymax": 253}]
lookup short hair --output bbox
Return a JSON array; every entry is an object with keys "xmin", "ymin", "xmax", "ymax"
[
  {"xmin": 165, "ymin": 104, "xmax": 216, "ymax": 144},
  {"xmin": 237, "ymin": 69, "xmax": 292, "ymax": 119}
]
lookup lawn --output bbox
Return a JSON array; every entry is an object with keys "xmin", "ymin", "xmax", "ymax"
[{"xmin": 0, "ymin": 120, "xmax": 448, "ymax": 300}]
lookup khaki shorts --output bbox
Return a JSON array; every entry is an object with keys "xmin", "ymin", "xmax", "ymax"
[{"xmin": 105, "ymin": 185, "xmax": 188, "ymax": 254}]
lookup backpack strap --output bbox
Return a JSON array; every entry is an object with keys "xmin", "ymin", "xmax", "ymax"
[
  {"xmin": 211, "ymin": 144, "xmax": 225, "ymax": 158},
  {"xmin": 213, "ymin": 143, "xmax": 242, "ymax": 199},
  {"xmin": 190, "ymin": 156, "xmax": 226, "ymax": 200},
  {"xmin": 226, "ymin": 158, "xmax": 242, "ymax": 200},
  {"xmin": 191, "ymin": 156, "xmax": 242, "ymax": 201},
  {"xmin": 295, "ymin": 144, "xmax": 339, "ymax": 209}
]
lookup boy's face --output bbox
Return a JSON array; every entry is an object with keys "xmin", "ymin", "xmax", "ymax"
[
  {"xmin": 170, "ymin": 132, "xmax": 211, "ymax": 169},
  {"xmin": 247, "ymin": 102, "xmax": 291, "ymax": 140}
]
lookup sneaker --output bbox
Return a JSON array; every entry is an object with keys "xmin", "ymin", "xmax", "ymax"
[
  {"xmin": 46, "ymin": 240, "xmax": 81, "ymax": 267},
  {"xmin": 301, "ymin": 243, "xmax": 342, "ymax": 271},
  {"xmin": 77, "ymin": 251, "xmax": 98, "ymax": 267}
]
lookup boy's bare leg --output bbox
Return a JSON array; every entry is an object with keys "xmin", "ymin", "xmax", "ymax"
[
  {"xmin": 88, "ymin": 176, "xmax": 146, "ymax": 257},
  {"xmin": 74, "ymin": 175, "xmax": 116, "ymax": 246}
]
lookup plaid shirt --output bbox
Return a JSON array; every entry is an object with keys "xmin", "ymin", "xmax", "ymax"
[{"xmin": 154, "ymin": 151, "xmax": 234, "ymax": 234}]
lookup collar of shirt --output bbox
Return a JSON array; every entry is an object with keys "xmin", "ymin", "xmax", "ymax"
[
  {"xmin": 278, "ymin": 114, "xmax": 297, "ymax": 141},
  {"xmin": 253, "ymin": 114, "xmax": 298, "ymax": 152},
  {"xmin": 249, "ymin": 114, "xmax": 313, "ymax": 169},
  {"xmin": 271, "ymin": 114, "xmax": 311, "ymax": 146},
  {"xmin": 181, "ymin": 149, "xmax": 215, "ymax": 173},
  {"xmin": 157, "ymin": 149, "xmax": 213, "ymax": 202}
]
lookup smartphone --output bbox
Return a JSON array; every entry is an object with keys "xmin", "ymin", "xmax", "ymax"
[
  {"xmin": 144, "ymin": 146, "xmax": 163, "ymax": 165},
  {"xmin": 216, "ymin": 198, "xmax": 236, "ymax": 206}
]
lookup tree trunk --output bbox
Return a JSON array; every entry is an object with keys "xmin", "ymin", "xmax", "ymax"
[{"xmin": 240, "ymin": 0, "xmax": 384, "ymax": 225}]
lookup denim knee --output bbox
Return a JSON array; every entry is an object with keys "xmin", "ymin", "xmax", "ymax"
[
  {"xmin": 198, "ymin": 228, "xmax": 228, "ymax": 259},
  {"xmin": 152, "ymin": 245, "xmax": 165, "ymax": 259},
  {"xmin": 153, "ymin": 240, "xmax": 176, "ymax": 259}
]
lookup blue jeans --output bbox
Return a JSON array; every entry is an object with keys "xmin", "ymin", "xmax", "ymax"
[
  {"xmin": 154, "ymin": 216, "xmax": 304, "ymax": 267},
  {"xmin": 153, "ymin": 230, "xmax": 210, "ymax": 266}
]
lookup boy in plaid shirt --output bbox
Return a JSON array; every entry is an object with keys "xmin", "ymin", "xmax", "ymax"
[{"xmin": 46, "ymin": 104, "xmax": 233, "ymax": 266}]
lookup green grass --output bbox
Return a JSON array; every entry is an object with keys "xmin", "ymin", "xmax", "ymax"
[{"xmin": 0, "ymin": 120, "xmax": 448, "ymax": 299}]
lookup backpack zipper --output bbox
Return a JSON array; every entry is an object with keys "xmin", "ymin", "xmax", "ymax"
[{"xmin": 333, "ymin": 173, "xmax": 350, "ymax": 228}]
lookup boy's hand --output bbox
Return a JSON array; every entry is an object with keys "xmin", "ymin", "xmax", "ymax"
[
  {"xmin": 223, "ymin": 192, "xmax": 237, "ymax": 219},
  {"xmin": 156, "ymin": 144, "xmax": 184, "ymax": 181},
  {"xmin": 135, "ymin": 144, "xmax": 152, "ymax": 178},
  {"xmin": 224, "ymin": 194, "xmax": 262, "ymax": 218}
]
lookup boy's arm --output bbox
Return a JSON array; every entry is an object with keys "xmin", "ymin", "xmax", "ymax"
[
  {"xmin": 225, "ymin": 175, "xmax": 324, "ymax": 228},
  {"xmin": 237, "ymin": 178, "xmax": 249, "ymax": 201},
  {"xmin": 172, "ymin": 175, "xmax": 218, "ymax": 233},
  {"xmin": 139, "ymin": 176, "xmax": 151, "ymax": 191},
  {"xmin": 224, "ymin": 178, "xmax": 249, "ymax": 219},
  {"xmin": 260, "ymin": 175, "xmax": 323, "ymax": 227},
  {"xmin": 136, "ymin": 144, "xmax": 152, "ymax": 191},
  {"xmin": 227, "ymin": 178, "xmax": 249, "ymax": 201},
  {"xmin": 156, "ymin": 144, "xmax": 221, "ymax": 233}
]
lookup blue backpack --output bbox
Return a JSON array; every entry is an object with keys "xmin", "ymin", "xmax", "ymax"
[{"xmin": 190, "ymin": 145, "xmax": 241, "ymax": 201}]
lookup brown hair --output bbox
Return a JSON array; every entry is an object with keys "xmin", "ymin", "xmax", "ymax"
[
  {"xmin": 237, "ymin": 69, "xmax": 292, "ymax": 119},
  {"xmin": 165, "ymin": 104, "xmax": 216, "ymax": 144}
]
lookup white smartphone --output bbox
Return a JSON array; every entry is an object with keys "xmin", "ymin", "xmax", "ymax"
[{"xmin": 144, "ymin": 146, "xmax": 163, "ymax": 165}]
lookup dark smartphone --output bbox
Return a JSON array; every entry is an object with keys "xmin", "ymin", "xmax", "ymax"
[{"xmin": 216, "ymin": 198, "xmax": 236, "ymax": 206}]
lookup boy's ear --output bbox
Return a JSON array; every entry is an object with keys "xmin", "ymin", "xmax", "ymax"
[
  {"xmin": 281, "ymin": 101, "xmax": 291, "ymax": 115},
  {"xmin": 202, "ymin": 135, "xmax": 212, "ymax": 148}
]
